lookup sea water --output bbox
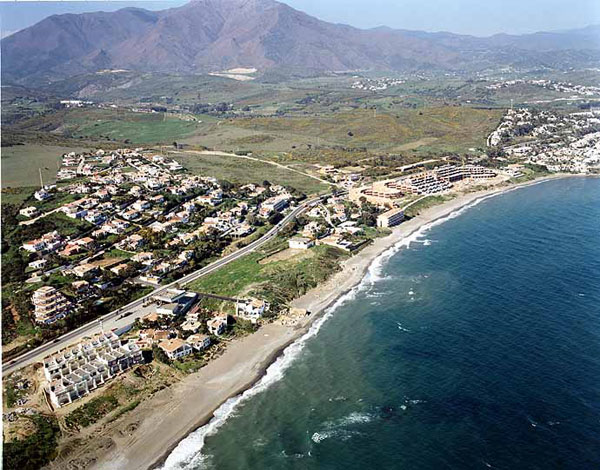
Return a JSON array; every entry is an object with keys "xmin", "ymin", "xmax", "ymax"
[{"xmin": 164, "ymin": 177, "xmax": 600, "ymax": 470}]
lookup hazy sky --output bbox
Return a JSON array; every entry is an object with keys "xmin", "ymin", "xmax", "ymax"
[{"xmin": 1, "ymin": 0, "xmax": 599, "ymax": 38}]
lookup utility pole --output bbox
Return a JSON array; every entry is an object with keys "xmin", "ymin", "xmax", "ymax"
[{"xmin": 39, "ymin": 168, "xmax": 44, "ymax": 189}]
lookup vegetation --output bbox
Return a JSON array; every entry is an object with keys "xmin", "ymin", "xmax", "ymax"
[
  {"xmin": 172, "ymin": 151, "xmax": 329, "ymax": 195},
  {"xmin": 3, "ymin": 415, "xmax": 61, "ymax": 470},
  {"xmin": 189, "ymin": 237, "xmax": 348, "ymax": 311},
  {"xmin": 403, "ymin": 194, "xmax": 456, "ymax": 218},
  {"xmin": 1, "ymin": 144, "xmax": 89, "ymax": 188},
  {"xmin": 65, "ymin": 395, "xmax": 120, "ymax": 429}
]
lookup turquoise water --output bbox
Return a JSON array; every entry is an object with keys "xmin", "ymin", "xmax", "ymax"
[{"xmin": 165, "ymin": 177, "xmax": 600, "ymax": 470}]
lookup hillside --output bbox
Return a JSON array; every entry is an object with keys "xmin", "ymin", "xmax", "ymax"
[{"xmin": 2, "ymin": 0, "xmax": 599, "ymax": 85}]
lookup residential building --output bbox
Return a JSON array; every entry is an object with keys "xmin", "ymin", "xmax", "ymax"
[
  {"xmin": 377, "ymin": 208, "xmax": 405, "ymax": 228},
  {"xmin": 288, "ymin": 237, "xmax": 315, "ymax": 250},
  {"xmin": 43, "ymin": 332, "xmax": 143, "ymax": 407},
  {"xmin": 19, "ymin": 206, "xmax": 40, "ymax": 218},
  {"xmin": 32, "ymin": 286, "xmax": 73, "ymax": 324},
  {"xmin": 207, "ymin": 317, "xmax": 227, "ymax": 336},
  {"xmin": 186, "ymin": 334, "xmax": 211, "ymax": 351},
  {"xmin": 158, "ymin": 338, "xmax": 192, "ymax": 360},
  {"xmin": 236, "ymin": 298, "xmax": 269, "ymax": 323},
  {"xmin": 259, "ymin": 195, "xmax": 290, "ymax": 217}
]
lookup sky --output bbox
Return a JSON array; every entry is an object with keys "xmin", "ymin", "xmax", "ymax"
[{"xmin": 0, "ymin": 0, "xmax": 599, "ymax": 38}]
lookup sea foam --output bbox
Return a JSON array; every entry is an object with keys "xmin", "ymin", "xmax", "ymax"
[{"xmin": 160, "ymin": 187, "xmax": 523, "ymax": 469}]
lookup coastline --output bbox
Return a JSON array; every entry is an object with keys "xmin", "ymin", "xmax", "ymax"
[{"xmin": 83, "ymin": 174, "xmax": 574, "ymax": 470}]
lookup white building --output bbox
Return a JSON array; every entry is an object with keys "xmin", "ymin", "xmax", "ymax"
[
  {"xmin": 236, "ymin": 298, "xmax": 269, "ymax": 323},
  {"xmin": 288, "ymin": 237, "xmax": 314, "ymax": 250},
  {"xmin": 158, "ymin": 338, "xmax": 192, "ymax": 360},
  {"xmin": 44, "ymin": 332, "xmax": 143, "ymax": 407},
  {"xmin": 207, "ymin": 317, "xmax": 227, "ymax": 336},
  {"xmin": 377, "ymin": 208, "xmax": 405, "ymax": 228},
  {"xmin": 32, "ymin": 286, "xmax": 73, "ymax": 324},
  {"xmin": 186, "ymin": 334, "xmax": 211, "ymax": 351}
]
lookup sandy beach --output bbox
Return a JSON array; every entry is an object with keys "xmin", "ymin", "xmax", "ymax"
[{"xmin": 73, "ymin": 175, "xmax": 569, "ymax": 470}]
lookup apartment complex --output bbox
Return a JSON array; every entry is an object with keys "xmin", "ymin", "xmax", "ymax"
[
  {"xmin": 32, "ymin": 286, "xmax": 73, "ymax": 324},
  {"xmin": 434, "ymin": 164, "xmax": 497, "ymax": 181},
  {"xmin": 43, "ymin": 331, "xmax": 143, "ymax": 408},
  {"xmin": 259, "ymin": 194, "xmax": 290, "ymax": 217}
]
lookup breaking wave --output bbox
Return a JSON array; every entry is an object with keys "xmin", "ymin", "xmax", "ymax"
[{"xmin": 161, "ymin": 188, "xmax": 517, "ymax": 469}]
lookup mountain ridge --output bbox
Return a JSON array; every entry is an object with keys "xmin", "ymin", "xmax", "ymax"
[{"xmin": 2, "ymin": 0, "xmax": 599, "ymax": 85}]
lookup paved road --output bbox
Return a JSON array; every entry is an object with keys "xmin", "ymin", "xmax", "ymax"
[{"xmin": 2, "ymin": 194, "xmax": 330, "ymax": 375}]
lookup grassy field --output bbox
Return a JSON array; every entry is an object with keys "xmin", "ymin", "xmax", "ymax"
[
  {"xmin": 172, "ymin": 151, "xmax": 329, "ymax": 195},
  {"xmin": 69, "ymin": 110, "xmax": 202, "ymax": 145},
  {"xmin": 226, "ymin": 106, "xmax": 503, "ymax": 155},
  {"xmin": 1, "ymin": 144, "xmax": 88, "ymax": 188},
  {"xmin": 188, "ymin": 240, "xmax": 348, "ymax": 309}
]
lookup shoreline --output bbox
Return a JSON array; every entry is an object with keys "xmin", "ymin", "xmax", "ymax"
[{"xmin": 86, "ymin": 174, "xmax": 577, "ymax": 470}]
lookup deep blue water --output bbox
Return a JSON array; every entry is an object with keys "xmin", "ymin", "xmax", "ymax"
[{"xmin": 166, "ymin": 177, "xmax": 600, "ymax": 470}]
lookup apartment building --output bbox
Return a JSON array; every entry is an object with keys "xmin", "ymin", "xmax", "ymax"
[
  {"xmin": 44, "ymin": 332, "xmax": 143, "ymax": 408},
  {"xmin": 32, "ymin": 286, "xmax": 73, "ymax": 324},
  {"xmin": 377, "ymin": 208, "xmax": 405, "ymax": 228}
]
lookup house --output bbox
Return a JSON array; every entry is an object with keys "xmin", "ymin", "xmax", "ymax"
[
  {"xmin": 59, "ymin": 244, "xmax": 83, "ymax": 258},
  {"xmin": 72, "ymin": 263, "xmax": 98, "ymax": 278},
  {"xmin": 85, "ymin": 211, "xmax": 106, "ymax": 225},
  {"xmin": 376, "ymin": 208, "xmax": 404, "ymax": 228},
  {"xmin": 110, "ymin": 263, "xmax": 130, "ymax": 276},
  {"xmin": 236, "ymin": 298, "xmax": 269, "ymax": 323},
  {"xmin": 119, "ymin": 234, "xmax": 144, "ymax": 251},
  {"xmin": 121, "ymin": 209, "xmax": 140, "ymax": 221},
  {"xmin": 158, "ymin": 338, "xmax": 192, "ymax": 360},
  {"xmin": 71, "ymin": 280, "xmax": 90, "ymax": 294},
  {"xmin": 132, "ymin": 200, "xmax": 151, "ymax": 211},
  {"xmin": 28, "ymin": 259, "xmax": 48, "ymax": 270},
  {"xmin": 22, "ymin": 239, "xmax": 46, "ymax": 253},
  {"xmin": 19, "ymin": 206, "xmax": 40, "ymax": 218},
  {"xmin": 186, "ymin": 334, "xmax": 211, "ymax": 351},
  {"xmin": 288, "ymin": 237, "xmax": 314, "ymax": 250},
  {"xmin": 150, "ymin": 194, "xmax": 165, "ymax": 204},
  {"xmin": 62, "ymin": 205, "xmax": 88, "ymax": 219},
  {"xmin": 34, "ymin": 188, "xmax": 52, "ymax": 201},
  {"xmin": 207, "ymin": 317, "xmax": 227, "ymax": 336},
  {"xmin": 132, "ymin": 252, "xmax": 155, "ymax": 265},
  {"xmin": 181, "ymin": 319, "xmax": 202, "ymax": 333},
  {"xmin": 75, "ymin": 237, "xmax": 95, "ymax": 250}
]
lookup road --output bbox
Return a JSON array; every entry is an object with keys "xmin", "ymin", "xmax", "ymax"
[
  {"xmin": 173, "ymin": 149, "xmax": 339, "ymax": 188},
  {"xmin": 2, "ymin": 194, "xmax": 329, "ymax": 375}
]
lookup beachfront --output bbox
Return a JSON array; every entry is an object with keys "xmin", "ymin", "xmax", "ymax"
[{"xmin": 67, "ymin": 174, "xmax": 577, "ymax": 470}]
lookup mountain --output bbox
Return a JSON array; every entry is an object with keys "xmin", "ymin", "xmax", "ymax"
[{"xmin": 2, "ymin": 0, "xmax": 599, "ymax": 84}]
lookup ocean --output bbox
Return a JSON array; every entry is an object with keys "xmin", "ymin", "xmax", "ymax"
[{"xmin": 163, "ymin": 177, "xmax": 600, "ymax": 470}]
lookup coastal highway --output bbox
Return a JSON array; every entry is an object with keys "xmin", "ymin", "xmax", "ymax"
[{"xmin": 3, "ymin": 193, "xmax": 334, "ymax": 375}]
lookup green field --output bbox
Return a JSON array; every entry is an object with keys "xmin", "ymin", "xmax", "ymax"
[
  {"xmin": 228, "ymin": 106, "xmax": 504, "ymax": 154},
  {"xmin": 69, "ymin": 110, "xmax": 202, "ymax": 145},
  {"xmin": 1, "ymin": 144, "xmax": 88, "ymax": 188},
  {"xmin": 188, "ymin": 241, "xmax": 347, "ymax": 308},
  {"xmin": 172, "ymin": 151, "xmax": 329, "ymax": 195}
]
